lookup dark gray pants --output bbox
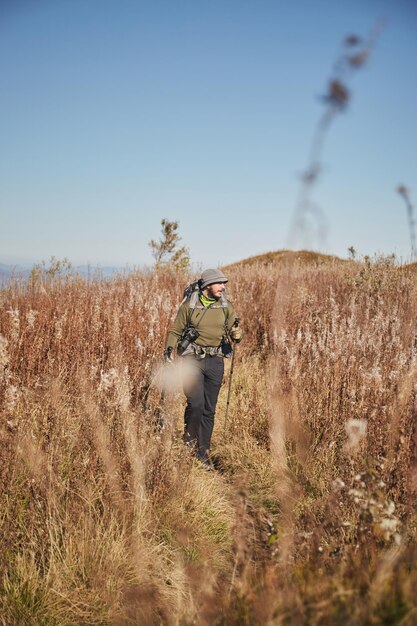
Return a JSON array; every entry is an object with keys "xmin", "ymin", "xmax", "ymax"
[{"xmin": 183, "ymin": 356, "xmax": 224, "ymax": 461}]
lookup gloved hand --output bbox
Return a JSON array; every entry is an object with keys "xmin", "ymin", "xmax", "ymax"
[
  {"xmin": 230, "ymin": 326, "xmax": 242, "ymax": 343},
  {"xmin": 164, "ymin": 347, "xmax": 174, "ymax": 363}
]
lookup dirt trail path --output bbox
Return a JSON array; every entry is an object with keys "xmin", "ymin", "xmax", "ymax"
[{"xmin": 209, "ymin": 464, "xmax": 280, "ymax": 625}]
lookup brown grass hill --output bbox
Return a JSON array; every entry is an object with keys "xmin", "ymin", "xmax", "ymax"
[
  {"xmin": 402, "ymin": 260, "xmax": 417, "ymax": 273},
  {"xmin": 223, "ymin": 249, "xmax": 347, "ymax": 270}
]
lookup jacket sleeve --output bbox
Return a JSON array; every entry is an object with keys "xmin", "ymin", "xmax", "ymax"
[{"xmin": 165, "ymin": 301, "xmax": 189, "ymax": 350}]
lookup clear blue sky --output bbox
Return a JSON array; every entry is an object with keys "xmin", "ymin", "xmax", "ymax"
[{"xmin": 1, "ymin": 0, "xmax": 416, "ymax": 268}]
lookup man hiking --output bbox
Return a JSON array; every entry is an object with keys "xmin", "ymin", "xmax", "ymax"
[{"xmin": 164, "ymin": 268, "xmax": 242, "ymax": 468}]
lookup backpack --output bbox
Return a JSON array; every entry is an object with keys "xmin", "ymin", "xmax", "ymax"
[{"xmin": 181, "ymin": 279, "xmax": 228, "ymax": 310}]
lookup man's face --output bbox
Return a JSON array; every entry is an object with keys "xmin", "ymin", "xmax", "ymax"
[{"xmin": 205, "ymin": 282, "xmax": 226, "ymax": 299}]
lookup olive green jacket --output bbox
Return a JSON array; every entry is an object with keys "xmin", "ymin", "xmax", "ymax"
[{"xmin": 165, "ymin": 297, "xmax": 238, "ymax": 351}]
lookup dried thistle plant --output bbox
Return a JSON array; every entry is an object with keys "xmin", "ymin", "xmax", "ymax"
[
  {"xmin": 288, "ymin": 22, "xmax": 384, "ymax": 250},
  {"xmin": 397, "ymin": 184, "xmax": 416, "ymax": 262}
]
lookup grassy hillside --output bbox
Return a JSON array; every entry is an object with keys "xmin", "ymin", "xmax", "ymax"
[
  {"xmin": 1, "ymin": 255, "xmax": 416, "ymax": 625},
  {"xmin": 224, "ymin": 248, "xmax": 347, "ymax": 270}
]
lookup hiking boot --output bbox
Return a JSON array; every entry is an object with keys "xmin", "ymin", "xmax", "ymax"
[
  {"xmin": 196, "ymin": 455, "xmax": 214, "ymax": 471},
  {"xmin": 196, "ymin": 459, "xmax": 213, "ymax": 471}
]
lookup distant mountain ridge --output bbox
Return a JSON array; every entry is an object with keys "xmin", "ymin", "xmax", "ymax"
[
  {"xmin": 0, "ymin": 263, "xmax": 30, "ymax": 282},
  {"xmin": 0, "ymin": 262, "xmax": 130, "ymax": 283}
]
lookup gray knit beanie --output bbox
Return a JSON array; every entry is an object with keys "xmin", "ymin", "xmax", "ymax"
[{"xmin": 200, "ymin": 268, "xmax": 228, "ymax": 290}]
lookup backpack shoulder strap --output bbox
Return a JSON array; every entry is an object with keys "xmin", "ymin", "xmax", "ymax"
[
  {"xmin": 189, "ymin": 291, "xmax": 199, "ymax": 309},
  {"xmin": 220, "ymin": 292, "xmax": 228, "ymax": 308},
  {"xmin": 183, "ymin": 285, "xmax": 203, "ymax": 327},
  {"xmin": 223, "ymin": 301, "xmax": 231, "ymax": 325}
]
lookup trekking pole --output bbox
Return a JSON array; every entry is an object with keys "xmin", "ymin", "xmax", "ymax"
[
  {"xmin": 224, "ymin": 318, "xmax": 239, "ymax": 433},
  {"xmin": 224, "ymin": 346, "xmax": 236, "ymax": 433}
]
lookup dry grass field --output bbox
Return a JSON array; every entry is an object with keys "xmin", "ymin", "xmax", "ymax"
[{"xmin": 1, "ymin": 253, "xmax": 417, "ymax": 625}]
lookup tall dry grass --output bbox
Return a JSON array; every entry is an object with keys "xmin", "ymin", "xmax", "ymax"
[
  {"xmin": 222, "ymin": 256, "xmax": 417, "ymax": 625},
  {"xmin": 1, "ymin": 257, "xmax": 417, "ymax": 624}
]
